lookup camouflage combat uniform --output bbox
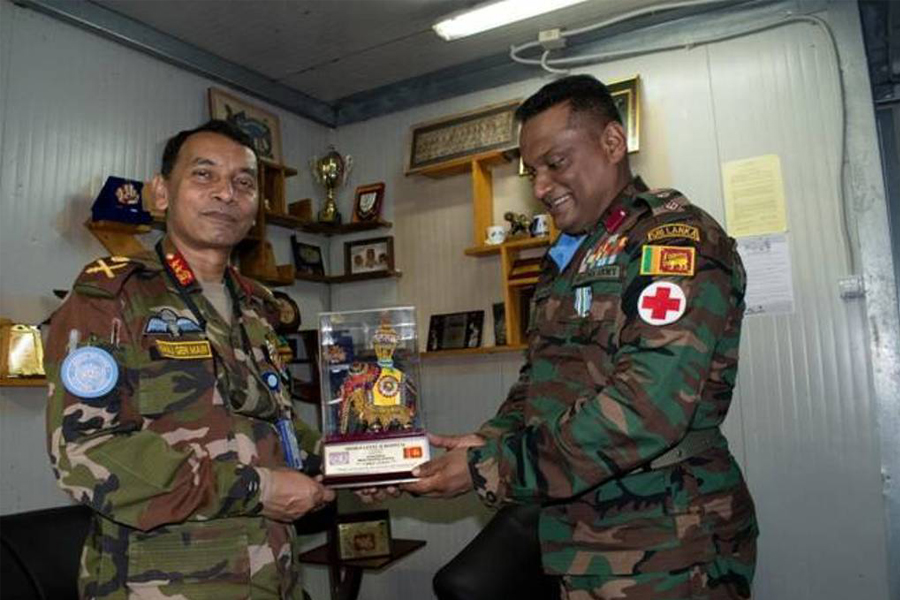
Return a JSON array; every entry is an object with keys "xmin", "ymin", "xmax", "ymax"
[
  {"xmin": 45, "ymin": 237, "xmax": 320, "ymax": 599},
  {"xmin": 468, "ymin": 179, "xmax": 758, "ymax": 599}
]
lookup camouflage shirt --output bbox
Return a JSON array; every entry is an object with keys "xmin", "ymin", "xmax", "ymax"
[
  {"xmin": 45, "ymin": 237, "xmax": 320, "ymax": 599},
  {"xmin": 468, "ymin": 179, "xmax": 758, "ymax": 578}
]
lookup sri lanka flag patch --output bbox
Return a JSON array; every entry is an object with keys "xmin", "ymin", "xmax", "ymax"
[{"xmin": 640, "ymin": 245, "xmax": 696, "ymax": 277}]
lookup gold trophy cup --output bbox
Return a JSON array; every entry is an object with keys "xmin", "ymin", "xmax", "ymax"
[{"xmin": 310, "ymin": 147, "xmax": 353, "ymax": 224}]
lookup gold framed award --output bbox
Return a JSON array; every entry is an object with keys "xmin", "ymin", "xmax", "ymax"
[{"xmin": 335, "ymin": 510, "xmax": 392, "ymax": 560}]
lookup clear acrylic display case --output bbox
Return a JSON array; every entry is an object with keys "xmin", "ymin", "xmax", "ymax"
[{"xmin": 318, "ymin": 307, "xmax": 429, "ymax": 487}]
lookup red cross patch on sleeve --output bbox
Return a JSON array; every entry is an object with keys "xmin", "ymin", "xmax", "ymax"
[{"xmin": 638, "ymin": 281, "xmax": 686, "ymax": 325}]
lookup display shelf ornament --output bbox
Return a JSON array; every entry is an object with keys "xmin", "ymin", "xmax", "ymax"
[{"xmin": 310, "ymin": 146, "xmax": 353, "ymax": 225}]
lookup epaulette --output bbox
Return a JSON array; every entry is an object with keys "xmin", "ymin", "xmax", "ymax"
[
  {"xmin": 638, "ymin": 188, "xmax": 691, "ymax": 217},
  {"xmin": 71, "ymin": 255, "xmax": 146, "ymax": 298},
  {"xmin": 231, "ymin": 268, "xmax": 282, "ymax": 327},
  {"xmin": 231, "ymin": 267, "xmax": 275, "ymax": 305}
]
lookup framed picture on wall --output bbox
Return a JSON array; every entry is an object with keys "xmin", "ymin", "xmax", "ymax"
[
  {"xmin": 344, "ymin": 236, "xmax": 394, "ymax": 275},
  {"xmin": 352, "ymin": 182, "xmax": 385, "ymax": 222},
  {"xmin": 406, "ymin": 99, "xmax": 520, "ymax": 174},
  {"xmin": 427, "ymin": 310, "xmax": 485, "ymax": 351},
  {"xmin": 208, "ymin": 87, "xmax": 283, "ymax": 163},
  {"xmin": 607, "ymin": 75, "xmax": 640, "ymax": 153},
  {"xmin": 290, "ymin": 235, "xmax": 325, "ymax": 276}
]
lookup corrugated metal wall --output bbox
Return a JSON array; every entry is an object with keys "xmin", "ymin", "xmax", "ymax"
[{"xmin": 0, "ymin": 0, "xmax": 893, "ymax": 599}]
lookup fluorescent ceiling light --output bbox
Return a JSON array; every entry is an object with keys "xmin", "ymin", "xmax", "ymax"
[{"xmin": 433, "ymin": 0, "xmax": 590, "ymax": 41}]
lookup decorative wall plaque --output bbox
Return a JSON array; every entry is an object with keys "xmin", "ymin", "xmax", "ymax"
[{"xmin": 406, "ymin": 100, "xmax": 520, "ymax": 174}]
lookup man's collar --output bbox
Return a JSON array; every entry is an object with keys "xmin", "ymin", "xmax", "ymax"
[
  {"xmin": 598, "ymin": 176, "xmax": 648, "ymax": 235},
  {"xmin": 157, "ymin": 236, "xmax": 202, "ymax": 292}
]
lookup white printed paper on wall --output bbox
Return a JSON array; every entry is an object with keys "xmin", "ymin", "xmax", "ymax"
[{"xmin": 736, "ymin": 233, "xmax": 795, "ymax": 316}]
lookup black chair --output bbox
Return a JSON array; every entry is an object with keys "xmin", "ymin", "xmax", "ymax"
[
  {"xmin": 0, "ymin": 504, "xmax": 92, "ymax": 600},
  {"xmin": 433, "ymin": 504, "xmax": 560, "ymax": 600}
]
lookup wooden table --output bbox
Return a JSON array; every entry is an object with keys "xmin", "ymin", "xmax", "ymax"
[{"xmin": 298, "ymin": 538, "xmax": 426, "ymax": 600}]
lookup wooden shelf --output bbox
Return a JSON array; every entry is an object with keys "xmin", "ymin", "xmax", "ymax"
[
  {"xmin": 295, "ymin": 272, "xmax": 331, "ymax": 284},
  {"xmin": 84, "ymin": 219, "xmax": 151, "ymax": 256},
  {"xmin": 508, "ymin": 276, "xmax": 539, "ymax": 288},
  {"xmin": 421, "ymin": 344, "xmax": 526, "ymax": 359},
  {"xmin": 409, "ymin": 149, "xmax": 512, "ymax": 179},
  {"xmin": 297, "ymin": 220, "xmax": 392, "ymax": 237},
  {"xmin": 298, "ymin": 538, "xmax": 425, "ymax": 570},
  {"xmin": 265, "ymin": 211, "xmax": 306, "ymax": 229},
  {"xmin": 328, "ymin": 270, "xmax": 402, "ymax": 284},
  {"xmin": 464, "ymin": 234, "xmax": 553, "ymax": 256},
  {"xmin": 259, "ymin": 158, "xmax": 298, "ymax": 177},
  {"xmin": 0, "ymin": 377, "xmax": 47, "ymax": 387},
  {"xmin": 296, "ymin": 270, "xmax": 401, "ymax": 285}
]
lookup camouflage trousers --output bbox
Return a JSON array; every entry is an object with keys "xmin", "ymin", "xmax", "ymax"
[{"xmin": 558, "ymin": 539, "xmax": 756, "ymax": 600}]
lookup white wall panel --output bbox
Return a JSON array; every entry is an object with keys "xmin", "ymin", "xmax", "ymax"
[
  {"xmin": 333, "ymin": 4, "xmax": 891, "ymax": 600},
  {"xmin": 706, "ymin": 19, "xmax": 889, "ymax": 600},
  {"xmin": 0, "ymin": 0, "xmax": 332, "ymax": 514}
]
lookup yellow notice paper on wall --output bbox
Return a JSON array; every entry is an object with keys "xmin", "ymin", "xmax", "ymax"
[{"xmin": 722, "ymin": 154, "xmax": 788, "ymax": 237}]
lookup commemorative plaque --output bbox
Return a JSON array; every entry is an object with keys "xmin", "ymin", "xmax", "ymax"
[{"xmin": 319, "ymin": 307, "xmax": 429, "ymax": 487}]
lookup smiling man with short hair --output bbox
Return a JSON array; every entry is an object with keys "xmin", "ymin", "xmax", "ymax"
[
  {"xmin": 46, "ymin": 119, "xmax": 333, "ymax": 599},
  {"xmin": 408, "ymin": 75, "xmax": 758, "ymax": 600}
]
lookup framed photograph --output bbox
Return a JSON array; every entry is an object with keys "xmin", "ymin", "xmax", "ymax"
[
  {"xmin": 271, "ymin": 290, "xmax": 302, "ymax": 333},
  {"xmin": 335, "ymin": 510, "xmax": 392, "ymax": 560},
  {"xmin": 352, "ymin": 182, "xmax": 386, "ymax": 223},
  {"xmin": 283, "ymin": 335, "xmax": 300, "ymax": 364},
  {"xmin": 208, "ymin": 87, "xmax": 283, "ymax": 163},
  {"xmin": 427, "ymin": 310, "xmax": 485, "ymax": 351},
  {"xmin": 290, "ymin": 235, "xmax": 325, "ymax": 276},
  {"xmin": 344, "ymin": 236, "xmax": 394, "ymax": 275},
  {"xmin": 492, "ymin": 302, "xmax": 506, "ymax": 346},
  {"xmin": 406, "ymin": 99, "xmax": 520, "ymax": 174},
  {"xmin": 607, "ymin": 75, "xmax": 640, "ymax": 153}
]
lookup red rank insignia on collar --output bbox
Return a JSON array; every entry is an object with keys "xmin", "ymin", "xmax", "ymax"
[
  {"xmin": 603, "ymin": 207, "xmax": 628, "ymax": 233},
  {"xmin": 229, "ymin": 266, "xmax": 253, "ymax": 297},
  {"xmin": 165, "ymin": 251, "xmax": 196, "ymax": 287}
]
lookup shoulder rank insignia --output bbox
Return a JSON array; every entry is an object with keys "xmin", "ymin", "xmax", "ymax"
[
  {"xmin": 646, "ymin": 223, "xmax": 700, "ymax": 243},
  {"xmin": 640, "ymin": 245, "xmax": 695, "ymax": 276},
  {"xmin": 603, "ymin": 207, "xmax": 628, "ymax": 233},
  {"xmin": 85, "ymin": 256, "xmax": 130, "ymax": 279},
  {"xmin": 638, "ymin": 281, "xmax": 686, "ymax": 325}
]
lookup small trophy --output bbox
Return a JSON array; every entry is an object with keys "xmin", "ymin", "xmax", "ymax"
[
  {"xmin": 310, "ymin": 147, "xmax": 353, "ymax": 225},
  {"xmin": 319, "ymin": 307, "xmax": 429, "ymax": 487}
]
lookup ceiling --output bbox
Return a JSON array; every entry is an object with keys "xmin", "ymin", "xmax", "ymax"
[
  {"xmin": 92, "ymin": 0, "xmax": 670, "ymax": 102},
  {"xmin": 19, "ymin": 0, "xmax": 749, "ymax": 125}
]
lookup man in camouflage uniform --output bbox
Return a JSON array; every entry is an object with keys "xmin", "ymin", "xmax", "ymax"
[
  {"xmin": 45, "ymin": 120, "xmax": 334, "ymax": 599},
  {"xmin": 408, "ymin": 75, "xmax": 758, "ymax": 599}
]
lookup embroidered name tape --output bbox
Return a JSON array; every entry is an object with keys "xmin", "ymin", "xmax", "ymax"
[
  {"xmin": 646, "ymin": 223, "xmax": 700, "ymax": 243},
  {"xmin": 61, "ymin": 346, "xmax": 119, "ymax": 398},
  {"xmin": 640, "ymin": 245, "xmax": 696, "ymax": 277},
  {"xmin": 573, "ymin": 264, "xmax": 622, "ymax": 286},
  {"xmin": 155, "ymin": 340, "xmax": 212, "ymax": 360}
]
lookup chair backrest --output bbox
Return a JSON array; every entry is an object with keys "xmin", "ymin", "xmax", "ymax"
[{"xmin": 0, "ymin": 504, "xmax": 92, "ymax": 600}]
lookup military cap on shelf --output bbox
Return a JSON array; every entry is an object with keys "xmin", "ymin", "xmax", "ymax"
[{"xmin": 90, "ymin": 176, "xmax": 151, "ymax": 225}]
